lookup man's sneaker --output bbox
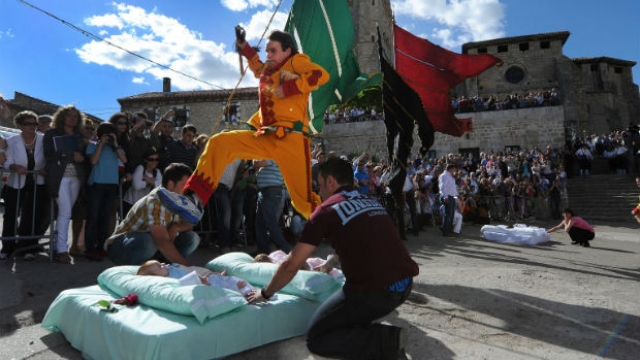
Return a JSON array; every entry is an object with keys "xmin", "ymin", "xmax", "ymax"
[{"xmin": 23, "ymin": 253, "xmax": 35, "ymax": 261}]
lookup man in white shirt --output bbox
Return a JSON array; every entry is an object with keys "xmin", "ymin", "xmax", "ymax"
[{"xmin": 438, "ymin": 164, "xmax": 458, "ymax": 237}]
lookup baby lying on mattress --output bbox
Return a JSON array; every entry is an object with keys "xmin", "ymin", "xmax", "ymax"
[
  {"xmin": 137, "ymin": 260, "xmax": 255, "ymax": 296},
  {"xmin": 254, "ymin": 250, "xmax": 344, "ymax": 280}
]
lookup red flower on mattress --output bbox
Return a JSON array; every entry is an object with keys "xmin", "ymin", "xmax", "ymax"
[
  {"xmin": 113, "ymin": 294, "xmax": 138, "ymax": 306},
  {"xmin": 97, "ymin": 293, "xmax": 138, "ymax": 313}
]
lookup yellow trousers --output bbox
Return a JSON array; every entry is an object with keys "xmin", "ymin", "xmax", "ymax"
[{"xmin": 184, "ymin": 129, "xmax": 321, "ymax": 219}]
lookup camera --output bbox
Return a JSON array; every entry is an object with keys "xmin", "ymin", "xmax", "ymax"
[{"xmin": 146, "ymin": 120, "xmax": 154, "ymax": 127}]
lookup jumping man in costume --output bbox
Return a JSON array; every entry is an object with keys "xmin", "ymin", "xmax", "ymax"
[{"xmin": 183, "ymin": 28, "xmax": 329, "ymax": 219}]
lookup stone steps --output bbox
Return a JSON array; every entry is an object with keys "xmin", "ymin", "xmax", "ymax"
[{"xmin": 566, "ymin": 174, "xmax": 638, "ymax": 223}]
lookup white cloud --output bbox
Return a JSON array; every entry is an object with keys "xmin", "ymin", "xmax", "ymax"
[
  {"xmin": 240, "ymin": 9, "xmax": 288, "ymax": 43},
  {"xmin": 132, "ymin": 76, "xmax": 147, "ymax": 84},
  {"xmin": 221, "ymin": 0, "xmax": 280, "ymax": 12},
  {"xmin": 0, "ymin": 28, "xmax": 15, "ymax": 39},
  {"xmin": 85, "ymin": 13, "xmax": 124, "ymax": 29},
  {"xmin": 392, "ymin": 0, "xmax": 505, "ymax": 48},
  {"xmin": 76, "ymin": 3, "xmax": 257, "ymax": 90}
]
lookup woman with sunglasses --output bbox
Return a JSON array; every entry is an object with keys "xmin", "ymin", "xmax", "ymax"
[
  {"xmin": 1, "ymin": 111, "xmax": 48, "ymax": 261},
  {"xmin": 122, "ymin": 148, "xmax": 162, "ymax": 217},
  {"xmin": 108, "ymin": 113, "xmax": 133, "ymax": 238},
  {"xmin": 43, "ymin": 106, "xmax": 88, "ymax": 263},
  {"xmin": 68, "ymin": 121, "xmax": 97, "ymax": 256}
]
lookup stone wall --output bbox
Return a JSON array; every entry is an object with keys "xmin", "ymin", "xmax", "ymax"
[
  {"xmin": 319, "ymin": 105, "xmax": 566, "ymax": 159},
  {"xmin": 119, "ymin": 91, "xmax": 259, "ymax": 137},
  {"xmin": 462, "ymin": 34, "xmax": 566, "ymax": 98},
  {"xmin": 348, "ymin": 0, "xmax": 393, "ymax": 73}
]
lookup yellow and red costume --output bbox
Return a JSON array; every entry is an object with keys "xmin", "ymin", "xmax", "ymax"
[{"xmin": 184, "ymin": 43, "xmax": 329, "ymax": 219}]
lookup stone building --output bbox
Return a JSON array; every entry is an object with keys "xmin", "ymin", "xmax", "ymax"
[
  {"xmin": 117, "ymin": 80, "xmax": 258, "ymax": 136},
  {"xmin": 0, "ymin": 92, "xmax": 103, "ymax": 128},
  {"xmin": 347, "ymin": 0, "xmax": 394, "ymax": 73},
  {"xmin": 458, "ymin": 31, "xmax": 639, "ymax": 150}
]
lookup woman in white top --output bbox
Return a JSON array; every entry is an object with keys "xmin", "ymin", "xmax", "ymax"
[
  {"xmin": 0, "ymin": 111, "xmax": 47, "ymax": 261},
  {"xmin": 122, "ymin": 149, "xmax": 162, "ymax": 216}
]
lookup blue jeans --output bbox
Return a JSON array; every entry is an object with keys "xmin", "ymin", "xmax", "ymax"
[
  {"xmin": 405, "ymin": 189, "xmax": 419, "ymax": 233},
  {"xmin": 86, "ymin": 183, "xmax": 118, "ymax": 252},
  {"xmin": 214, "ymin": 185, "xmax": 232, "ymax": 248},
  {"xmin": 107, "ymin": 230, "xmax": 200, "ymax": 265},
  {"xmin": 306, "ymin": 281, "xmax": 412, "ymax": 359},
  {"xmin": 231, "ymin": 188, "xmax": 246, "ymax": 241},
  {"xmin": 255, "ymin": 186, "xmax": 289, "ymax": 254},
  {"xmin": 442, "ymin": 195, "xmax": 455, "ymax": 235}
]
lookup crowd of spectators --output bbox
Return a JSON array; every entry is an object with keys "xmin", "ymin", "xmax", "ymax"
[
  {"xmin": 325, "ymin": 130, "xmax": 638, "ymax": 237},
  {"xmin": 1, "ymin": 94, "xmax": 638, "ymax": 261},
  {"xmin": 322, "ymin": 87, "xmax": 562, "ymax": 126},
  {"xmin": 0, "ymin": 103, "xmax": 203, "ymax": 262},
  {"xmin": 324, "ymin": 107, "xmax": 383, "ymax": 124},
  {"xmin": 452, "ymin": 88, "xmax": 561, "ymax": 113}
]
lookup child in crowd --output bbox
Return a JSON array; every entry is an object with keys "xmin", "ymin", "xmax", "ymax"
[{"xmin": 136, "ymin": 260, "xmax": 254, "ymax": 295}]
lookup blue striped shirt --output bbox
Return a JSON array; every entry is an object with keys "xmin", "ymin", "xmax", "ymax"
[{"xmin": 256, "ymin": 160, "xmax": 284, "ymax": 189}]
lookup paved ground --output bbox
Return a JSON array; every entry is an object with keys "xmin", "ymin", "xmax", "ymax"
[{"xmin": 1, "ymin": 219, "xmax": 639, "ymax": 360}]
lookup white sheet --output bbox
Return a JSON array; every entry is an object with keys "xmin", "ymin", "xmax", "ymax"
[{"xmin": 480, "ymin": 224, "xmax": 550, "ymax": 245}]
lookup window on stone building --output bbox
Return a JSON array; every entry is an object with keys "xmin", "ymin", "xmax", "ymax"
[
  {"xmin": 505, "ymin": 66, "xmax": 525, "ymax": 84},
  {"xmin": 478, "ymin": 47, "xmax": 487, "ymax": 54},
  {"xmin": 540, "ymin": 41, "xmax": 550, "ymax": 49},
  {"xmin": 139, "ymin": 108, "xmax": 157, "ymax": 122},
  {"xmin": 222, "ymin": 102, "xmax": 241, "ymax": 125},
  {"xmin": 497, "ymin": 44, "xmax": 508, "ymax": 53},
  {"xmin": 590, "ymin": 64, "xmax": 598, "ymax": 72},
  {"xmin": 519, "ymin": 42, "xmax": 529, "ymax": 51},
  {"xmin": 504, "ymin": 145, "xmax": 521, "ymax": 154},
  {"xmin": 172, "ymin": 107, "xmax": 190, "ymax": 130},
  {"xmin": 614, "ymin": 67, "xmax": 623, "ymax": 74},
  {"xmin": 459, "ymin": 147, "xmax": 480, "ymax": 161},
  {"xmin": 425, "ymin": 150, "xmax": 437, "ymax": 160}
]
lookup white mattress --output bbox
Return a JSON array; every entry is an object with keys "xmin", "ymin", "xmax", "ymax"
[{"xmin": 42, "ymin": 284, "xmax": 321, "ymax": 360}]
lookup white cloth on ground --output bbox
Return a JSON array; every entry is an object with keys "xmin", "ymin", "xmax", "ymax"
[{"xmin": 480, "ymin": 224, "xmax": 550, "ymax": 245}]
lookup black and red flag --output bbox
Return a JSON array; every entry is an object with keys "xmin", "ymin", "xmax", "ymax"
[{"xmin": 394, "ymin": 24, "xmax": 503, "ymax": 137}]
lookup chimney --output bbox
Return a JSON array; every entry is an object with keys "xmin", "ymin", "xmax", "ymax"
[{"xmin": 163, "ymin": 78, "xmax": 171, "ymax": 92}]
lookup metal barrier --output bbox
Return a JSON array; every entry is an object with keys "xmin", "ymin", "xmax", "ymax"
[
  {"xmin": 0, "ymin": 168, "xmax": 56, "ymax": 262},
  {"xmin": 381, "ymin": 192, "xmax": 563, "ymax": 224},
  {"xmin": 475, "ymin": 194, "xmax": 562, "ymax": 222}
]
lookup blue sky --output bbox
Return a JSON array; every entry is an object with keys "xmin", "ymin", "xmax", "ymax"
[{"xmin": 1, "ymin": 0, "xmax": 638, "ymax": 120}]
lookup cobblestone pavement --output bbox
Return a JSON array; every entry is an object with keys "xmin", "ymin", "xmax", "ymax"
[{"xmin": 1, "ymin": 220, "xmax": 639, "ymax": 360}]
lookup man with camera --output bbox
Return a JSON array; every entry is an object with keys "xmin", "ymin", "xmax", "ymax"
[{"xmin": 84, "ymin": 122, "xmax": 128, "ymax": 260}]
